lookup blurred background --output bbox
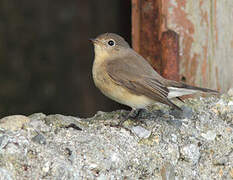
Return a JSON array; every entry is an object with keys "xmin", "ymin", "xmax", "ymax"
[{"xmin": 0, "ymin": 0, "xmax": 131, "ymax": 118}]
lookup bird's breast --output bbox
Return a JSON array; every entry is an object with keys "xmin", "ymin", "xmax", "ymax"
[
  {"xmin": 92, "ymin": 60, "xmax": 114, "ymax": 95},
  {"xmin": 92, "ymin": 60, "xmax": 154, "ymax": 109}
]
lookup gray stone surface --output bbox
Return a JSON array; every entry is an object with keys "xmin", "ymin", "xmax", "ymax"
[
  {"xmin": 0, "ymin": 115, "xmax": 30, "ymax": 131},
  {"xmin": 0, "ymin": 93, "xmax": 233, "ymax": 179}
]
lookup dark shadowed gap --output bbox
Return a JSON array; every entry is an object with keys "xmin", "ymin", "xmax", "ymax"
[{"xmin": 0, "ymin": 0, "xmax": 131, "ymax": 118}]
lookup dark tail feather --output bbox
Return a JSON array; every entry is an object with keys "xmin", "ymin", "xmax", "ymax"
[
  {"xmin": 176, "ymin": 97, "xmax": 185, "ymax": 103},
  {"xmin": 167, "ymin": 80, "xmax": 219, "ymax": 94},
  {"xmin": 179, "ymin": 83, "xmax": 219, "ymax": 94},
  {"xmin": 166, "ymin": 98, "xmax": 182, "ymax": 111}
]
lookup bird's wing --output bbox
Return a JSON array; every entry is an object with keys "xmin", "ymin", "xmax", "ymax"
[{"xmin": 106, "ymin": 57, "xmax": 181, "ymax": 110}]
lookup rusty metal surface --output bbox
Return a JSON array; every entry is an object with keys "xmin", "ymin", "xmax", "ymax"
[
  {"xmin": 132, "ymin": 0, "xmax": 163, "ymax": 74},
  {"xmin": 132, "ymin": 0, "xmax": 180, "ymax": 80},
  {"xmin": 132, "ymin": 0, "xmax": 233, "ymax": 92},
  {"xmin": 162, "ymin": 0, "xmax": 233, "ymax": 92},
  {"xmin": 161, "ymin": 30, "xmax": 180, "ymax": 81}
]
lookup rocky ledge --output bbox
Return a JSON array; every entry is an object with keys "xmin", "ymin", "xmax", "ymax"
[{"xmin": 0, "ymin": 90, "xmax": 233, "ymax": 180}]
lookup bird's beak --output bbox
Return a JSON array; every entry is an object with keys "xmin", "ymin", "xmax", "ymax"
[{"xmin": 89, "ymin": 38, "xmax": 97, "ymax": 44}]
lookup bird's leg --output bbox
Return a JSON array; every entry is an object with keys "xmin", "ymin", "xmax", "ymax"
[
  {"xmin": 119, "ymin": 108, "xmax": 145, "ymax": 126},
  {"xmin": 118, "ymin": 108, "xmax": 137, "ymax": 126},
  {"xmin": 130, "ymin": 108, "xmax": 144, "ymax": 119}
]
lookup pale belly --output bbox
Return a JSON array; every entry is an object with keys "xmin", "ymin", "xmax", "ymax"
[
  {"xmin": 93, "ymin": 64, "xmax": 154, "ymax": 109},
  {"xmin": 104, "ymin": 85, "xmax": 154, "ymax": 109}
]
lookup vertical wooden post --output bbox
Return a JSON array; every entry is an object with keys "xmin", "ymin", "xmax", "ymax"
[
  {"xmin": 131, "ymin": 0, "xmax": 180, "ymax": 80},
  {"xmin": 132, "ymin": 0, "xmax": 162, "ymax": 74}
]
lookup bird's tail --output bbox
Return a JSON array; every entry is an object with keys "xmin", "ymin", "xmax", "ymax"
[{"xmin": 166, "ymin": 80, "xmax": 219, "ymax": 99}]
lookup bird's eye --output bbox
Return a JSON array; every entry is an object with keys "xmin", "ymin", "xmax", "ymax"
[{"xmin": 108, "ymin": 40, "xmax": 115, "ymax": 46}]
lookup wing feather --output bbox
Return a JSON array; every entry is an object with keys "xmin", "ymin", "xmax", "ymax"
[{"xmin": 106, "ymin": 58, "xmax": 181, "ymax": 110}]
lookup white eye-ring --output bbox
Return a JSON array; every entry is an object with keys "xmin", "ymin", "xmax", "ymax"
[{"xmin": 108, "ymin": 39, "xmax": 115, "ymax": 46}]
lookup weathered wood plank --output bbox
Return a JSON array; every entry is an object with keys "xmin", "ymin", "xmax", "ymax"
[
  {"xmin": 132, "ymin": 0, "xmax": 233, "ymax": 92},
  {"xmin": 162, "ymin": 0, "xmax": 233, "ymax": 92},
  {"xmin": 132, "ymin": 0, "xmax": 179, "ymax": 80}
]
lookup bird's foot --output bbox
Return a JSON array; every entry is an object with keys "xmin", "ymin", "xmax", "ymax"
[{"xmin": 118, "ymin": 108, "xmax": 147, "ymax": 126}]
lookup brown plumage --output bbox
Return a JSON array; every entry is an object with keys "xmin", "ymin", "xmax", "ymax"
[{"xmin": 90, "ymin": 33, "xmax": 219, "ymax": 112}]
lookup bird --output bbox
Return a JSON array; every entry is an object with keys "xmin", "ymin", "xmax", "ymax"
[{"xmin": 90, "ymin": 33, "xmax": 218, "ymax": 123}]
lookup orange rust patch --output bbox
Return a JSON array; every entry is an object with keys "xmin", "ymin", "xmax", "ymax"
[
  {"xmin": 171, "ymin": 1, "xmax": 195, "ymax": 35},
  {"xmin": 182, "ymin": 36, "xmax": 194, "ymax": 80},
  {"xmin": 168, "ymin": 0, "xmax": 198, "ymax": 84},
  {"xmin": 136, "ymin": 0, "xmax": 163, "ymax": 73},
  {"xmin": 177, "ymin": 0, "xmax": 187, "ymax": 8},
  {"xmin": 231, "ymin": 40, "xmax": 233, "ymax": 48},
  {"xmin": 161, "ymin": 0, "xmax": 169, "ymax": 16},
  {"xmin": 189, "ymin": 53, "xmax": 199, "ymax": 85},
  {"xmin": 200, "ymin": 0, "xmax": 204, "ymax": 7},
  {"xmin": 161, "ymin": 30, "xmax": 180, "ymax": 81}
]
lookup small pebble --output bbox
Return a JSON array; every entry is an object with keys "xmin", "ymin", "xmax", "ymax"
[
  {"xmin": 0, "ymin": 135, "xmax": 9, "ymax": 150},
  {"xmin": 181, "ymin": 144, "xmax": 200, "ymax": 164},
  {"xmin": 32, "ymin": 134, "xmax": 46, "ymax": 145},
  {"xmin": 131, "ymin": 126, "xmax": 151, "ymax": 138},
  {"xmin": 161, "ymin": 162, "xmax": 175, "ymax": 180},
  {"xmin": 0, "ymin": 168, "xmax": 13, "ymax": 180},
  {"xmin": 227, "ymin": 88, "xmax": 233, "ymax": 96},
  {"xmin": 201, "ymin": 130, "xmax": 216, "ymax": 141}
]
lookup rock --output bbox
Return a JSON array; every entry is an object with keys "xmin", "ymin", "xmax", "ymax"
[
  {"xmin": 181, "ymin": 106, "xmax": 193, "ymax": 119},
  {"xmin": 161, "ymin": 162, "xmax": 175, "ymax": 180},
  {"xmin": 169, "ymin": 106, "xmax": 193, "ymax": 119},
  {"xmin": 167, "ymin": 119, "xmax": 182, "ymax": 128},
  {"xmin": 170, "ymin": 134, "xmax": 177, "ymax": 143},
  {"xmin": 227, "ymin": 88, "xmax": 233, "ymax": 96},
  {"xmin": 0, "ymin": 135, "xmax": 9, "ymax": 150},
  {"xmin": 44, "ymin": 114, "xmax": 83, "ymax": 129},
  {"xmin": 96, "ymin": 174, "xmax": 108, "ymax": 180},
  {"xmin": 131, "ymin": 126, "xmax": 151, "ymax": 138},
  {"xmin": 0, "ymin": 115, "xmax": 30, "ymax": 131},
  {"xmin": 230, "ymin": 168, "xmax": 233, "ymax": 178},
  {"xmin": 201, "ymin": 130, "xmax": 216, "ymax": 141},
  {"xmin": 42, "ymin": 161, "xmax": 50, "ymax": 173},
  {"xmin": 228, "ymin": 100, "xmax": 233, "ymax": 106},
  {"xmin": 31, "ymin": 134, "xmax": 46, "ymax": 145},
  {"xmin": 0, "ymin": 95, "xmax": 232, "ymax": 179},
  {"xmin": 28, "ymin": 113, "xmax": 46, "ymax": 121},
  {"xmin": 0, "ymin": 168, "xmax": 13, "ymax": 180},
  {"xmin": 180, "ymin": 144, "xmax": 200, "ymax": 164}
]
